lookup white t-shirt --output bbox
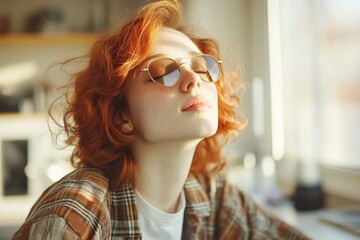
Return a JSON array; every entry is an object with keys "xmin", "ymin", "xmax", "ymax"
[{"xmin": 134, "ymin": 190, "xmax": 186, "ymax": 240}]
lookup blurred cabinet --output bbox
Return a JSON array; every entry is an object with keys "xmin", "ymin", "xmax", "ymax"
[
  {"xmin": 0, "ymin": 113, "xmax": 73, "ymax": 226},
  {"xmin": 0, "ymin": 33, "xmax": 95, "ymax": 226},
  {"xmin": 0, "ymin": 113, "xmax": 48, "ymax": 225},
  {"xmin": 0, "ymin": 0, "xmax": 100, "ymax": 229}
]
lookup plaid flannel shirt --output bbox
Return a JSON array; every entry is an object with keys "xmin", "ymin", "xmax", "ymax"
[{"xmin": 12, "ymin": 168, "xmax": 310, "ymax": 239}]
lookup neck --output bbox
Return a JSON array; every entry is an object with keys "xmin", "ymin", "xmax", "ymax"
[{"xmin": 132, "ymin": 138, "xmax": 200, "ymax": 213}]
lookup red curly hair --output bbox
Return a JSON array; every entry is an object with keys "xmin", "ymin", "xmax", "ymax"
[{"xmin": 53, "ymin": 0, "xmax": 246, "ymax": 190}]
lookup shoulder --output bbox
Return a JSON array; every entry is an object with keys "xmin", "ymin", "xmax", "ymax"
[
  {"xmin": 12, "ymin": 168, "xmax": 111, "ymax": 239},
  {"xmin": 31, "ymin": 167, "xmax": 110, "ymax": 213},
  {"xmin": 194, "ymin": 173, "xmax": 310, "ymax": 239}
]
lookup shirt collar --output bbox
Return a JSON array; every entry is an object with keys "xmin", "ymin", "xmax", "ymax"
[
  {"xmin": 109, "ymin": 175, "xmax": 211, "ymax": 239},
  {"xmin": 183, "ymin": 174, "xmax": 212, "ymax": 217}
]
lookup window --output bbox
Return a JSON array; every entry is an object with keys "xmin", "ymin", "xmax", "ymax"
[{"xmin": 277, "ymin": 0, "xmax": 360, "ymax": 170}]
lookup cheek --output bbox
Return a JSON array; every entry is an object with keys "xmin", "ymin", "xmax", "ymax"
[
  {"xmin": 128, "ymin": 91, "xmax": 175, "ymax": 136},
  {"xmin": 208, "ymin": 84, "xmax": 218, "ymax": 108}
]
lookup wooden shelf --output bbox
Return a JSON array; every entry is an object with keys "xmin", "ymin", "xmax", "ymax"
[
  {"xmin": 0, "ymin": 32, "xmax": 98, "ymax": 45},
  {"xmin": 0, "ymin": 112, "xmax": 47, "ymax": 121}
]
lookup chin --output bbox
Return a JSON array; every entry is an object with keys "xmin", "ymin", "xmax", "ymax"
[
  {"xmin": 190, "ymin": 123, "xmax": 218, "ymax": 139},
  {"xmin": 141, "ymin": 119, "xmax": 218, "ymax": 143}
]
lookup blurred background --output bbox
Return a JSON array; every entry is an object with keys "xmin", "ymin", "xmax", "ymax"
[{"xmin": 0, "ymin": 0, "xmax": 359, "ymax": 239}]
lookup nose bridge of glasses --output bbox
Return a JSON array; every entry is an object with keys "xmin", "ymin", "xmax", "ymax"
[
  {"xmin": 178, "ymin": 61, "xmax": 205, "ymax": 87},
  {"xmin": 177, "ymin": 61, "xmax": 194, "ymax": 76},
  {"xmin": 178, "ymin": 61, "xmax": 192, "ymax": 68}
]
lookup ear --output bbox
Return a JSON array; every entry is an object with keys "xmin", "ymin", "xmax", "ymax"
[{"xmin": 121, "ymin": 117, "xmax": 134, "ymax": 133}]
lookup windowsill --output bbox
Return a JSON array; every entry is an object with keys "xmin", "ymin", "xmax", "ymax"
[
  {"xmin": 276, "ymin": 160, "xmax": 360, "ymax": 203},
  {"xmin": 265, "ymin": 200, "xmax": 360, "ymax": 240},
  {"xmin": 320, "ymin": 166, "xmax": 360, "ymax": 202}
]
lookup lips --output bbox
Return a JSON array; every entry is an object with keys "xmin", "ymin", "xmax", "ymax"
[{"xmin": 181, "ymin": 96, "xmax": 211, "ymax": 112}]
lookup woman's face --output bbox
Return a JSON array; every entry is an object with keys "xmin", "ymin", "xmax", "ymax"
[{"xmin": 125, "ymin": 27, "xmax": 218, "ymax": 143}]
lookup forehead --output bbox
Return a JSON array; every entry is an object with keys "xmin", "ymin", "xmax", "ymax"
[{"xmin": 149, "ymin": 27, "xmax": 201, "ymax": 58}]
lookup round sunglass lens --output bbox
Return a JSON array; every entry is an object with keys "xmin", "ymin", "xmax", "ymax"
[
  {"xmin": 192, "ymin": 55, "xmax": 220, "ymax": 82},
  {"xmin": 204, "ymin": 55, "xmax": 220, "ymax": 82},
  {"xmin": 148, "ymin": 58, "xmax": 180, "ymax": 87}
]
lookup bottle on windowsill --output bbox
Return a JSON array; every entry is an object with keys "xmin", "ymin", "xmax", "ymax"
[{"xmin": 292, "ymin": 160, "xmax": 325, "ymax": 211}]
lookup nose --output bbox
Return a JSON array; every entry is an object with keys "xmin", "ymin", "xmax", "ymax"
[{"xmin": 179, "ymin": 64, "xmax": 202, "ymax": 92}]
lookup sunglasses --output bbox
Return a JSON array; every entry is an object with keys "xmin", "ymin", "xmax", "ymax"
[{"xmin": 140, "ymin": 54, "xmax": 222, "ymax": 87}]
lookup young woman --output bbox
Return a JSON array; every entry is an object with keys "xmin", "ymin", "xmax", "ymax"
[{"xmin": 13, "ymin": 1, "xmax": 309, "ymax": 239}]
